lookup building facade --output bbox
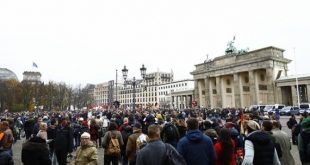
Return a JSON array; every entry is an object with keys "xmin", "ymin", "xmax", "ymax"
[
  {"xmin": 94, "ymin": 71, "xmax": 174, "ymax": 109},
  {"xmin": 191, "ymin": 46, "xmax": 291, "ymax": 108},
  {"xmin": 158, "ymin": 79, "xmax": 194, "ymax": 109},
  {"xmin": 276, "ymin": 74, "xmax": 310, "ymax": 106},
  {"xmin": 22, "ymin": 71, "xmax": 41, "ymax": 84}
]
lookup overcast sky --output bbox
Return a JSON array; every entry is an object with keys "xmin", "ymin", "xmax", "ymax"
[{"xmin": 1, "ymin": 0, "xmax": 309, "ymax": 87}]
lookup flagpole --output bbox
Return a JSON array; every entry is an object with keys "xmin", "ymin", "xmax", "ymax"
[{"xmin": 294, "ymin": 48, "xmax": 300, "ymax": 107}]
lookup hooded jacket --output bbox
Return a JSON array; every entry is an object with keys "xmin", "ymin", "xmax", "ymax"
[
  {"xmin": 177, "ymin": 129, "xmax": 215, "ymax": 165},
  {"xmin": 21, "ymin": 137, "xmax": 51, "ymax": 165}
]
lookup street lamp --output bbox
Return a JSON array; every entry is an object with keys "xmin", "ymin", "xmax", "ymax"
[{"xmin": 122, "ymin": 64, "xmax": 147, "ymax": 111}]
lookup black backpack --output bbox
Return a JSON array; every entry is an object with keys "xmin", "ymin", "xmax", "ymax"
[{"xmin": 162, "ymin": 123, "xmax": 179, "ymax": 142}]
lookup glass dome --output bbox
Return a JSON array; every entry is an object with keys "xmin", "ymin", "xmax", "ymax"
[{"xmin": 0, "ymin": 68, "xmax": 18, "ymax": 81}]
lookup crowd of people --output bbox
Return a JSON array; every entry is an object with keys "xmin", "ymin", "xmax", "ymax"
[{"xmin": 0, "ymin": 107, "xmax": 309, "ymax": 165}]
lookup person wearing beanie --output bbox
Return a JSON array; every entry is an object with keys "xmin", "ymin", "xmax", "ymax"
[
  {"xmin": 298, "ymin": 117, "xmax": 310, "ymax": 164},
  {"xmin": 241, "ymin": 120, "xmax": 280, "ymax": 165},
  {"xmin": 73, "ymin": 132, "xmax": 98, "ymax": 165},
  {"xmin": 126, "ymin": 122, "xmax": 149, "ymax": 165}
]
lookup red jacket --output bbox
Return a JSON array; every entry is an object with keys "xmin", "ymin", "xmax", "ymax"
[{"xmin": 214, "ymin": 139, "xmax": 236, "ymax": 165}]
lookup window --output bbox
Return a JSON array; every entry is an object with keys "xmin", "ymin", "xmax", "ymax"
[
  {"xmin": 260, "ymin": 74, "xmax": 265, "ymax": 81},
  {"xmin": 226, "ymin": 79, "xmax": 230, "ymax": 85},
  {"xmin": 226, "ymin": 88, "xmax": 232, "ymax": 93},
  {"xmin": 245, "ymin": 76, "xmax": 249, "ymax": 83}
]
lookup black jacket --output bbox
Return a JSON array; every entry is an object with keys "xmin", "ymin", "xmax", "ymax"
[
  {"xmin": 54, "ymin": 125, "xmax": 74, "ymax": 153},
  {"xmin": 22, "ymin": 137, "xmax": 51, "ymax": 165},
  {"xmin": 247, "ymin": 131, "xmax": 275, "ymax": 165}
]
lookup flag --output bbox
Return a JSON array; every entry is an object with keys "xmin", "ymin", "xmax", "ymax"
[
  {"xmin": 240, "ymin": 110, "xmax": 244, "ymax": 134},
  {"xmin": 33, "ymin": 62, "xmax": 38, "ymax": 68}
]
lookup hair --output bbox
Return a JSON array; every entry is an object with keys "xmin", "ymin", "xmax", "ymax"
[
  {"xmin": 218, "ymin": 128, "xmax": 233, "ymax": 165},
  {"xmin": 108, "ymin": 122, "xmax": 118, "ymax": 131},
  {"xmin": 186, "ymin": 118, "xmax": 199, "ymax": 130},
  {"xmin": 262, "ymin": 120, "xmax": 273, "ymax": 131},
  {"xmin": 50, "ymin": 118, "xmax": 56, "ymax": 125},
  {"xmin": 90, "ymin": 119, "xmax": 96, "ymax": 125},
  {"xmin": 148, "ymin": 124, "xmax": 161, "ymax": 138},
  {"xmin": 272, "ymin": 120, "xmax": 281, "ymax": 129},
  {"xmin": 39, "ymin": 122, "xmax": 48, "ymax": 131},
  {"xmin": 1, "ymin": 121, "xmax": 9, "ymax": 127}
]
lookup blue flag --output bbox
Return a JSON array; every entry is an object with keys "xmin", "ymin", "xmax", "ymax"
[{"xmin": 33, "ymin": 62, "xmax": 38, "ymax": 68}]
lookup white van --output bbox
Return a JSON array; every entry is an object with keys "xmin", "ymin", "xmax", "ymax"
[{"xmin": 299, "ymin": 103, "xmax": 310, "ymax": 114}]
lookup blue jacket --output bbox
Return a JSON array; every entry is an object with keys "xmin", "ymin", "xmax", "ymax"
[{"xmin": 177, "ymin": 129, "xmax": 215, "ymax": 165}]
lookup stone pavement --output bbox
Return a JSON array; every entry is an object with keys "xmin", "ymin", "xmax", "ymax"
[{"xmin": 13, "ymin": 116, "xmax": 302, "ymax": 165}]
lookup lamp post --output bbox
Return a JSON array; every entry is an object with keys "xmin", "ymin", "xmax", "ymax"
[{"xmin": 122, "ymin": 64, "xmax": 147, "ymax": 111}]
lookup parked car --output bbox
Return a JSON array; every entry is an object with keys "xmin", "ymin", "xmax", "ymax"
[
  {"xmin": 264, "ymin": 104, "xmax": 285, "ymax": 114},
  {"xmin": 249, "ymin": 105, "xmax": 265, "ymax": 112},
  {"xmin": 280, "ymin": 106, "xmax": 299, "ymax": 116},
  {"xmin": 299, "ymin": 103, "xmax": 310, "ymax": 114}
]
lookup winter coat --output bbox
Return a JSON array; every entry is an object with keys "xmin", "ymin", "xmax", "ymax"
[
  {"xmin": 102, "ymin": 130, "xmax": 124, "ymax": 155},
  {"xmin": 136, "ymin": 139, "xmax": 184, "ymax": 165},
  {"xmin": 54, "ymin": 125, "xmax": 74, "ymax": 153},
  {"xmin": 298, "ymin": 128, "xmax": 310, "ymax": 163},
  {"xmin": 177, "ymin": 129, "xmax": 216, "ymax": 165},
  {"xmin": 126, "ymin": 130, "xmax": 149, "ymax": 161},
  {"xmin": 21, "ymin": 137, "xmax": 51, "ymax": 165},
  {"xmin": 0, "ymin": 149, "xmax": 13, "ymax": 165},
  {"xmin": 74, "ymin": 141, "xmax": 98, "ymax": 165},
  {"xmin": 272, "ymin": 128, "xmax": 295, "ymax": 165},
  {"xmin": 214, "ymin": 139, "xmax": 236, "ymax": 165}
]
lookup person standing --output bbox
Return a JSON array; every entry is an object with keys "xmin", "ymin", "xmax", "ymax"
[
  {"xmin": 47, "ymin": 118, "xmax": 57, "ymax": 165},
  {"xmin": 21, "ymin": 136, "xmax": 51, "ymax": 165},
  {"xmin": 102, "ymin": 122, "xmax": 124, "ymax": 165},
  {"xmin": 136, "ymin": 124, "xmax": 186, "ymax": 165},
  {"xmin": 0, "ymin": 121, "xmax": 14, "ymax": 157},
  {"xmin": 177, "ymin": 118, "xmax": 216, "ymax": 165},
  {"xmin": 54, "ymin": 117, "xmax": 74, "ymax": 165},
  {"xmin": 73, "ymin": 132, "xmax": 98, "ymax": 165},
  {"xmin": 241, "ymin": 120, "xmax": 280, "ymax": 165},
  {"xmin": 89, "ymin": 119, "xmax": 99, "ymax": 147},
  {"xmin": 214, "ymin": 128, "xmax": 236, "ymax": 165},
  {"xmin": 272, "ymin": 120, "xmax": 295, "ymax": 165},
  {"xmin": 126, "ymin": 122, "xmax": 148, "ymax": 165},
  {"xmin": 298, "ymin": 117, "xmax": 310, "ymax": 165}
]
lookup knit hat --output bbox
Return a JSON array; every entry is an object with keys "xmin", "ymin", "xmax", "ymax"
[
  {"xmin": 133, "ymin": 122, "xmax": 142, "ymax": 129},
  {"xmin": 81, "ymin": 132, "xmax": 90, "ymax": 139}
]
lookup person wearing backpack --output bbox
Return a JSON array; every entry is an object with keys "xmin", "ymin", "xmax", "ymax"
[
  {"xmin": 126, "ymin": 122, "xmax": 149, "ymax": 165},
  {"xmin": 102, "ymin": 122, "xmax": 123, "ymax": 165},
  {"xmin": 298, "ymin": 117, "xmax": 310, "ymax": 165}
]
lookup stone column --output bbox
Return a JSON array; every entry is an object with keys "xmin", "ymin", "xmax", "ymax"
[
  {"xmin": 209, "ymin": 78, "xmax": 214, "ymax": 108},
  {"xmin": 182, "ymin": 95, "xmax": 185, "ymax": 109},
  {"xmin": 205, "ymin": 78, "xmax": 210, "ymax": 108},
  {"xmin": 307, "ymin": 85, "xmax": 310, "ymax": 103},
  {"xmin": 233, "ymin": 73, "xmax": 241, "ymax": 108},
  {"xmin": 249, "ymin": 70, "xmax": 258, "ymax": 104},
  {"xmin": 194, "ymin": 80, "xmax": 199, "ymax": 106},
  {"xmin": 266, "ymin": 68, "xmax": 275, "ymax": 104},
  {"xmin": 171, "ymin": 96, "xmax": 175, "ymax": 109},
  {"xmin": 216, "ymin": 76, "xmax": 222, "ymax": 108},
  {"xmin": 291, "ymin": 86, "xmax": 297, "ymax": 106},
  {"xmin": 276, "ymin": 87, "xmax": 282, "ymax": 104}
]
